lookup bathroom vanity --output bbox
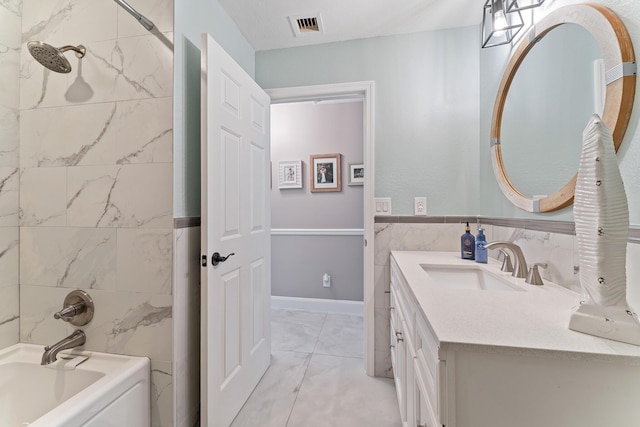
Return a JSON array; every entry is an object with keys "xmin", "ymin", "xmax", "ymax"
[{"xmin": 390, "ymin": 251, "xmax": 640, "ymax": 427}]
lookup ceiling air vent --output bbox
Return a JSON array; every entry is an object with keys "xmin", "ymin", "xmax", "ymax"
[
  {"xmin": 288, "ymin": 14, "xmax": 324, "ymax": 37},
  {"xmin": 297, "ymin": 17, "xmax": 318, "ymax": 32}
]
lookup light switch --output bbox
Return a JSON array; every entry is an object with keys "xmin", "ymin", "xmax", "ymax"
[{"xmin": 374, "ymin": 198, "xmax": 392, "ymax": 215}]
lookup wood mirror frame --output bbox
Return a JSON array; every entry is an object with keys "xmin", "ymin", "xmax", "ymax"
[{"xmin": 491, "ymin": 3, "xmax": 636, "ymax": 212}]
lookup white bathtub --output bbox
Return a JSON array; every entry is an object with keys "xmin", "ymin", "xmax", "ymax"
[{"xmin": 0, "ymin": 343, "xmax": 150, "ymax": 427}]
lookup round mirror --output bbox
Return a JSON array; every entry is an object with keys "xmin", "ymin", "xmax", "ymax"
[
  {"xmin": 501, "ymin": 24, "xmax": 601, "ymax": 198},
  {"xmin": 491, "ymin": 4, "xmax": 636, "ymax": 212}
]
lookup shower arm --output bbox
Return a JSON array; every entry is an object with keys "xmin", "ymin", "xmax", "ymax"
[
  {"xmin": 113, "ymin": 0, "xmax": 155, "ymax": 31},
  {"xmin": 59, "ymin": 45, "xmax": 87, "ymax": 58}
]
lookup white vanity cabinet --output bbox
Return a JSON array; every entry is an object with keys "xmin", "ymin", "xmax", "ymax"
[
  {"xmin": 391, "ymin": 256, "xmax": 442, "ymax": 427},
  {"xmin": 390, "ymin": 252, "xmax": 640, "ymax": 427}
]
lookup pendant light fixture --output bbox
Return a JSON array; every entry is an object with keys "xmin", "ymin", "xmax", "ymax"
[
  {"xmin": 506, "ymin": 0, "xmax": 545, "ymax": 12},
  {"xmin": 481, "ymin": 0, "xmax": 524, "ymax": 48}
]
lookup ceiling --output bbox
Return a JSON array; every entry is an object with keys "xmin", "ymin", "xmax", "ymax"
[{"xmin": 218, "ymin": 0, "xmax": 485, "ymax": 51}]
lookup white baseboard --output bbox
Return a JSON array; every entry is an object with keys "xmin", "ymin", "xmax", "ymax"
[{"xmin": 271, "ymin": 296, "xmax": 364, "ymax": 315}]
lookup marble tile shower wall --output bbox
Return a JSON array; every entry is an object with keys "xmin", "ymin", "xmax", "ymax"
[
  {"xmin": 16, "ymin": 1, "xmax": 175, "ymax": 426},
  {"xmin": 373, "ymin": 221, "xmax": 640, "ymax": 377},
  {"xmin": 0, "ymin": 0, "xmax": 21, "ymax": 349}
]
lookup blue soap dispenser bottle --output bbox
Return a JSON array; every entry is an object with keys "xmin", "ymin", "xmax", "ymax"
[
  {"xmin": 475, "ymin": 228, "xmax": 487, "ymax": 264},
  {"xmin": 461, "ymin": 222, "xmax": 475, "ymax": 260}
]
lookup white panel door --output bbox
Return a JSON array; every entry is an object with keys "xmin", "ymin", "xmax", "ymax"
[{"xmin": 201, "ymin": 33, "xmax": 271, "ymax": 427}]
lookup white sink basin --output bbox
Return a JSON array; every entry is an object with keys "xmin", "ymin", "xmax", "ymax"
[{"xmin": 421, "ymin": 264, "xmax": 524, "ymax": 292}]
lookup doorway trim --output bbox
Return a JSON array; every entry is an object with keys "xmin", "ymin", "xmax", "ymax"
[{"xmin": 267, "ymin": 81, "xmax": 376, "ymax": 375}]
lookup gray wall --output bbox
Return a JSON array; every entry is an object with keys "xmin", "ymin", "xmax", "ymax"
[
  {"xmin": 271, "ymin": 101, "xmax": 364, "ymax": 301},
  {"xmin": 271, "ymin": 101, "xmax": 364, "ymax": 228},
  {"xmin": 272, "ymin": 235, "xmax": 364, "ymax": 301}
]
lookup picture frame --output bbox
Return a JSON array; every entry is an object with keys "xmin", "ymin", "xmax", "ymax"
[
  {"xmin": 348, "ymin": 163, "xmax": 364, "ymax": 186},
  {"xmin": 278, "ymin": 160, "xmax": 303, "ymax": 189},
  {"xmin": 310, "ymin": 153, "xmax": 341, "ymax": 193}
]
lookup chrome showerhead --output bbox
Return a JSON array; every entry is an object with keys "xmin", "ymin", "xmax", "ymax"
[{"xmin": 27, "ymin": 41, "xmax": 86, "ymax": 74}]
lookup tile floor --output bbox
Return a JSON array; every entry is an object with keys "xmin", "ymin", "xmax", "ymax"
[{"xmin": 230, "ymin": 308, "xmax": 401, "ymax": 427}]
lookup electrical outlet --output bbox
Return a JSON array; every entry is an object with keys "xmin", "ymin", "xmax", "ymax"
[
  {"xmin": 374, "ymin": 198, "xmax": 392, "ymax": 215},
  {"xmin": 323, "ymin": 273, "xmax": 331, "ymax": 288},
  {"xmin": 414, "ymin": 197, "xmax": 427, "ymax": 215}
]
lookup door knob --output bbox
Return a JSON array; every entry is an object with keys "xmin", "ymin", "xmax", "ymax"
[{"xmin": 211, "ymin": 252, "xmax": 235, "ymax": 266}]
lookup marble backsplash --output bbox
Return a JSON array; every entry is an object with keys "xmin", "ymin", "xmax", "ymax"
[{"xmin": 373, "ymin": 218, "xmax": 640, "ymax": 377}]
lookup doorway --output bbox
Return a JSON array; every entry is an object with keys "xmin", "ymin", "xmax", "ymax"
[
  {"xmin": 267, "ymin": 82, "xmax": 375, "ymax": 374},
  {"xmin": 270, "ymin": 99, "xmax": 363, "ymax": 301}
]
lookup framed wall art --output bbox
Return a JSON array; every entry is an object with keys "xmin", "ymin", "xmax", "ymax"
[
  {"xmin": 278, "ymin": 160, "xmax": 302, "ymax": 189},
  {"xmin": 310, "ymin": 153, "xmax": 341, "ymax": 193},
  {"xmin": 348, "ymin": 163, "xmax": 364, "ymax": 186}
]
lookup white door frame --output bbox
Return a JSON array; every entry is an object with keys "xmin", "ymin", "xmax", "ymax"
[{"xmin": 267, "ymin": 81, "xmax": 376, "ymax": 375}]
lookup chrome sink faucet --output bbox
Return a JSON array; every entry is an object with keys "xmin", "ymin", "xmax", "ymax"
[
  {"xmin": 484, "ymin": 242, "xmax": 528, "ymax": 279},
  {"xmin": 41, "ymin": 330, "xmax": 86, "ymax": 365}
]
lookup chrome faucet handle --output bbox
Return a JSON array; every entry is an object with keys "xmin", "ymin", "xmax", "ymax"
[
  {"xmin": 54, "ymin": 290, "xmax": 94, "ymax": 326},
  {"xmin": 54, "ymin": 302, "xmax": 87, "ymax": 321},
  {"xmin": 498, "ymin": 249, "xmax": 514, "ymax": 273},
  {"xmin": 526, "ymin": 263, "xmax": 548, "ymax": 286}
]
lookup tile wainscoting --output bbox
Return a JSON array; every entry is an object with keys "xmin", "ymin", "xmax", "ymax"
[
  {"xmin": 373, "ymin": 216, "xmax": 640, "ymax": 377},
  {"xmin": 173, "ymin": 220, "xmax": 201, "ymax": 427}
]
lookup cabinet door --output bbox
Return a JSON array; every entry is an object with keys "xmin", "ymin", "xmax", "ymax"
[
  {"xmin": 415, "ymin": 310, "xmax": 445, "ymax": 422},
  {"xmin": 413, "ymin": 358, "xmax": 441, "ymax": 427},
  {"xmin": 405, "ymin": 331, "xmax": 416, "ymax": 427},
  {"xmin": 414, "ymin": 377, "xmax": 429, "ymax": 427},
  {"xmin": 390, "ymin": 289, "xmax": 400, "ymax": 377},
  {"xmin": 392, "ymin": 319, "xmax": 407, "ymax": 425},
  {"xmin": 391, "ymin": 286, "xmax": 410, "ymax": 425}
]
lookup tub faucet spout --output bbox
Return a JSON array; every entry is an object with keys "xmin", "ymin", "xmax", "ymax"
[
  {"xmin": 41, "ymin": 330, "xmax": 86, "ymax": 365},
  {"xmin": 484, "ymin": 241, "xmax": 528, "ymax": 279}
]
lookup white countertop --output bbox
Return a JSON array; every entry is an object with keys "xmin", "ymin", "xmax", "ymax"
[{"xmin": 391, "ymin": 251, "xmax": 640, "ymax": 363}]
